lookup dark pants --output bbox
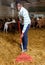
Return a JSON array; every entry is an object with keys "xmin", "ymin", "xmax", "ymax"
[{"xmin": 20, "ymin": 24, "xmax": 30, "ymax": 50}]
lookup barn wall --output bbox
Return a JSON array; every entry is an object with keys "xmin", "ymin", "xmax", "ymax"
[
  {"xmin": 0, "ymin": 6, "xmax": 11, "ymax": 17},
  {"xmin": 0, "ymin": 5, "xmax": 17, "ymax": 18}
]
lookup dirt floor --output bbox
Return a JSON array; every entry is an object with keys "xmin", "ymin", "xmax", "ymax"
[{"xmin": 0, "ymin": 28, "xmax": 45, "ymax": 65}]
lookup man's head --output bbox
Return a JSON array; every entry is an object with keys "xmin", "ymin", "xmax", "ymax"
[{"xmin": 16, "ymin": 0, "xmax": 22, "ymax": 11}]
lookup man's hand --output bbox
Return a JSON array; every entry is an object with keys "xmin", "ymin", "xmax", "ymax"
[{"xmin": 20, "ymin": 33, "xmax": 24, "ymax": 39}]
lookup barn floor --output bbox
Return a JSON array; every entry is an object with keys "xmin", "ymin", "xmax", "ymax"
[{"xmin": 0, "ymin": 28, "xmax": 45, "ymax": 65}]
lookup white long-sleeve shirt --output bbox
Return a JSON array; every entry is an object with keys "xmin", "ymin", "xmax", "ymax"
[{"xmin": 18, "ymin": 7, "xmax": 31, "ymax": 33}]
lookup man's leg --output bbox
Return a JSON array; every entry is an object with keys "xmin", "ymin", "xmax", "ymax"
[
  {"xmin": 22, "ymin": 33, "xmax": 28, "ymax": 50},
  {"xmin": 22, "ymin": 24, "xmax": 30, "ymax": 50}
]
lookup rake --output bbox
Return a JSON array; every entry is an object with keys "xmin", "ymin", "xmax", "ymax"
[{"xmin": 15, "ymin": 20, "xmax": 33, "ymax": 63}]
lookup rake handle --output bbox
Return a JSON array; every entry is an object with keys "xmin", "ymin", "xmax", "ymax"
[{"xmin": 17, "ymin": 21, "xmax": 22, "ymax": 44}]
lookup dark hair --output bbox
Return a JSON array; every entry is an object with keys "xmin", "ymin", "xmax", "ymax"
[{"xmin": 15, "ymin": 0, "xmax": 21, "ymax": 6}]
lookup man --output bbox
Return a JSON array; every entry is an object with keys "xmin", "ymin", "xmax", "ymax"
[{"xmin": 16, "ymin": 0, "xmax": 31, "ymax": 52}]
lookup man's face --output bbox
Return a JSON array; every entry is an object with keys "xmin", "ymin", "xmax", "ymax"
[{"xmin": 17, "ymin": 3, "xmax": 21, "ymax": 11}]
